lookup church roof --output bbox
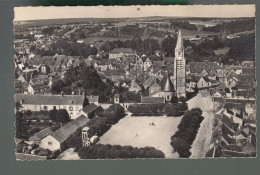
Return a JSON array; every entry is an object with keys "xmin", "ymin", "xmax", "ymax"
[{"xmin": 161, "ymin": 73, "xmax": 174, "ymax": 92}]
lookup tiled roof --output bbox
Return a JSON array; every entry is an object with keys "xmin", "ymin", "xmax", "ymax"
[
  {"xmin": 222, "ymin": 132, "xmax": 236, "ymax": 145},
  {"xmin": 141, "ymin": 97, "xmax": 165, "ymax": 104},
  {"xmin": 222, "ymin": 124, "xmax": 236, "ymax": 136},
  {"xmin": 188, "ymin": 62, "xmax": 220, "ymax": 74},
  {"xmin": 161, "ymin": 73, "xmax": 174, "ymax": 92},
  {"xmin": 242, "ymin": 67, "xmax": 255, "ymax": 75},
  {"xmin": 82, "ymin": 104, "xmax": 100, "ymax": 114},
  {"xmin": 15, "ymin": 94, "xmax": 85, "ymax": 105},
  {"xmin": 86, "ymin": 96, "xmax": 99, "ymax": 103},
  {"xmin": 29, "ymin": 127, "xmax": 53, "ymax": 142},
  {"xmin": 51, "ymin": 115, "xmax": 89, "ymax": 143}
]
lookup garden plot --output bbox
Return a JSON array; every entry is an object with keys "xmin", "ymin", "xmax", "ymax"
[{"xmin": 98, "ymin": 115, "xmax": 182, "ymax": 158}]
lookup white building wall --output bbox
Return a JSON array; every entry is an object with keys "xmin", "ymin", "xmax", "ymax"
[{"xmin": 40, "ymin": 135, "xmax": 61, "ymax": 151}]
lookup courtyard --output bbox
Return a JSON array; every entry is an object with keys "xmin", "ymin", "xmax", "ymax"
[{"xmin": 98, "ymin": 115, "xmax": 183, "ymax": 158}]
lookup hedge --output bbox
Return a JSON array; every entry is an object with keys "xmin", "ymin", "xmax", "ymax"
[
  {"xmin": 78, "ymin": 144, "xmax": 165, "ymax": 159},
  {"xmin": 170, "ymin": 108, "xmax": 204, "ymax": 158},
  {"xmin": 128, "ymin": 103, "xmax": 187, "ymax": 117}
]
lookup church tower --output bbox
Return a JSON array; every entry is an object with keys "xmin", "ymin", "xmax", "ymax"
[{"xmin": 174, "ymin": 30, "xmax": 186, "ymax": 98}]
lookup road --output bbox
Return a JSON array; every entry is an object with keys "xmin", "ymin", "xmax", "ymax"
[{"xmin": 187, "ymin": 91, "xmax": 214, "ymax": 158}]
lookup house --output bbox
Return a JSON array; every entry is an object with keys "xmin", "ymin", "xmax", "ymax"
[
  {"xmin": 150, "ymin": 73, "xmax": 175, "ymax": 102},
  {"xmin": 141, "ymin": 96, "xmax": 165, "ymax": 104},
  {"xmin": 113, "ymin": 94, "xmax": 120, "ymax": 104},
  {"xmin": 15, "ymin": 94, "xmax": 86, "ymax": 119},
  {"xmin": 143, "ymin": 58, "xmax": 152, "ymax": 71},
  {"xmin": 86, "ymin": 95, "xmax": 99, "ymax": 105},
  {"xmin": 29, "ymin": 76, "xmax": 50, "ymax": 85},
  {"xmin": 40, "ymin": 115, "xmax": 89, "ymax": 151},
  {"xmin": 197, "ymin": 76, "xmax": 211, "ymax": 90},
  {"xmin": 15, "ymin": 80, "xmax": 25, "ymax": 94},
  {"xmin": 149, "ymin": 78, "xmax": 161, "ymax": 95},
  {"xmin": 78, "ymin": 103, "xmax": 103, "ymax": 119},
  {"xmin": 129, "ymin": 80, "xmax": 142, "ymax": 93},
  {"xmin": 136, "ymin": 58, "xmax": 145, "ymax": 68},
  {"xmin": 27, "ymin": 83, "xmax": 51, "ymax": 95},
  {"xmin": 109, "ymin": 48, "xmax": 134, "ymax": 59},
  {"xmin": 38, "ymin": 65, "xmax": 51, "ymax": 74},
  {"xmin": 29, "ymin": 127, "xmax": 53, "ymax": 144}
]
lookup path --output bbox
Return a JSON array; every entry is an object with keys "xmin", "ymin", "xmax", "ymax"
[
  {"xmin": 187, "ymin": 91, "xmax": 214, "ymax": 158},
  {"xmin": 57, "ymin": 148, "xmax": 80, "ymax": 160}
]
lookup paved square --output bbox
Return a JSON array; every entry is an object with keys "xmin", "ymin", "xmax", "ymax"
[{"xmin": 98, "ymin": 115, "xmax": 183, "ymax": 158}]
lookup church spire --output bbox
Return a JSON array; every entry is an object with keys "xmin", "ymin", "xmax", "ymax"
[
  {"xmin": 175, "ymin": 30, "xmax": 184, "ymax": 56},
  {"xmin": 175, "ymin": 30, "xmax": 184, "ymax": 51}
]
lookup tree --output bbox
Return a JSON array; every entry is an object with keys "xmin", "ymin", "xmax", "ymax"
[
  {"xmin": 51, "ymin": 79, "xmax": 65, "ymax": 94},
  {"xmin": 171, "ymin": 96, "xmax": 179, "ymax": 103},
  {"xmin": 16, "ymin": 112, "xmax": 29, "ymax": 139},
  {"xmin": 49, "ymin": 109, "xmax": 57, "ymax": 121},
  {"xmin": 179, "ymin": 96, "xmax": 186, "ymax": 103},
  {"xmin": 171, "ymin": 137, "xmax": 191, "ymax": 158},
  {"xmin": 161, "ymin": 36, "xmax": 177, "ymax": 57},
  {"xmin": 83, "ymin": 96, "xmax": 89, "ymax": 108},
  {"xmin": 55, "ymin": 109, "xmax": 70, "ymax": 124}
]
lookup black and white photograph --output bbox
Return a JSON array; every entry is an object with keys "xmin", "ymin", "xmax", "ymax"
[{"xmin": 13, "ymin": 5, "xmax": 256, "ymax": 160}]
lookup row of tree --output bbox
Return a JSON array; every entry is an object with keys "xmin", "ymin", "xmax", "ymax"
[
  {"xmin": 203, "ymin": 18, "xmax": 255, "ymax": 34},
  {"xmin": 128, "ymin": 101, "xmax": 188, "ymax": 117},
  {"xmin": 163, "ymin": 103, "xmax": 188, "ymax": 117},
  {"xmin": 100, "ymin": 37, "xmax": 160, "ymax": 55},
  {"xmin": 170, "ymin": 20, "xmax": 198, "ymax": 31},
  {"xmin": 170, "ymin": 108, "xmax": 204, "ymax": 158},
  {"xmin": 78, "ymin": 144, "xmax": 165, "ymax": 159}
]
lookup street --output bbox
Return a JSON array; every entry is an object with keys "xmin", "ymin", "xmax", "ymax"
[{"xmin": 188, "ymin": 91, "xmax": 214, "ymax": 158}]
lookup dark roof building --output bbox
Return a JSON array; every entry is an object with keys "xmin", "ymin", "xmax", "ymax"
[
  {"xmin": 141, "ymin": 96, "xmax": 165, "ymax": 104},
  {"xmin": 161, "ymin": 73, "xmax": 174, "ymax": 92},
  {"xmin": 50, "ymin": 115, "xmax": 89, "ymax": 143}
]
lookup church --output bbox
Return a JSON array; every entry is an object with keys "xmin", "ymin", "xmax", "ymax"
[{"xmin": 149, "ymin": 30, "xmax": 186, "ymax": 101}]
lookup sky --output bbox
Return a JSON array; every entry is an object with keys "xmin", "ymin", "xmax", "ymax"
[{"xmin": 14, "ymin": 5, "xmax": 255, "ymax": 21}]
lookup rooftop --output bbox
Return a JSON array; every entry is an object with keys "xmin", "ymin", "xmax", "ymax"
[
  {"xmin": 141, "ymin": 96, "xmax": 165, "ymax": 104},
  {"xmin": 51, "ymin": 115, "xmax": 89, "ymax": 143},
  {"xmin": 15, "ymin": 94, "xmax": 85, "ymax": 105}
]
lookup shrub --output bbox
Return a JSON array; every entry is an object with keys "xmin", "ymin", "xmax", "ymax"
[
  {"xmin": 171, "ymin": 96, "xmax": 179, "ymax": 103},
  {"xmin": 78, "ymin": 144, "xmax": 165, "ymax": 159},
  {"xmin": 170, "ymin": 138, "xmax": 191, "ymax": 158},
  {"xmin": 179, "ymin": 96, "xmax": 186, "ymax": 103}
]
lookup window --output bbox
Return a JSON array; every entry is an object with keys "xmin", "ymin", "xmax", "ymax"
[
  {"xmin": 167, "ymin": 95, "xmax": 170, "ymax": 100},
  {"xmin": 43, "ymin": 106, "xmax": 47, "ymax": 110},
  {"xmin": 53, "ymin": 106, "xmax": 56, "ymax": 110},
  {"xmin": 48, "ymin": 142, "xmax": 52, "ymax": 146},
  {"xmin": 69, "ymin": 106, "xmax": 73, "ymax": 111}
]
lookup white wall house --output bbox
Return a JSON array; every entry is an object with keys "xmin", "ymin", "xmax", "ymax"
[{"xmin": 40, "ymin": 135, "xmax": 61, "ymax": 151}]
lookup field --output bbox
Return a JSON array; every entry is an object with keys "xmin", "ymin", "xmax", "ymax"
[{"xmin": 98, "ymin": 115, "xmax": 183, "ymax": 158}]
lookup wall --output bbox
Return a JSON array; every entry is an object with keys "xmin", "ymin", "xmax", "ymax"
[
  {"xmin": 21, "ymin": 104, "xmax": 82, "ymax": 119},
  {"xmin": 40, "ymin": 135, "xmax": 61, "ymax": 152}
]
